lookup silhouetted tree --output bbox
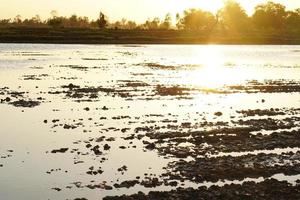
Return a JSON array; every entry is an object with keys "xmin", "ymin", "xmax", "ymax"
[
  {"xmin": 111, "ymin": 18, "xmax": 137, "ymax": 29},
  {"xmin": 177, "ymin": 9, "xmax": 216, "ymax": 31},
  {"xmin": 126, "ymin": 20, "xmax": 137, "ymax": 29},
  {"xmin": 252, "ymin": 1, "xmax": 287, "ymax": 30},
  {"xmin": 68, "ymin": 15, "xmax": 78, "ymax": 27},
  {"xmin": 97, "ymin": 12, "xmax": 107, "ymax": 29},
  {"xmin": 284, "ymin": 9, "xmax": 300, "ymax": 30},
  {"xmin": 22, "ymin": 15, "xmax": 43, "ymax": 26},
  {"xmin": 142, "ymin": 17, "xmax": 160, "ymax": 29},
  {"xmin": 176, "ymin": 13, "xmax": 183, "ymax": 29},
  {"xmin": 218, "ymin": 0, "xmax": 249, "ymax": 32},
  {"xmin": 50, "ymin": 10, "xmax": 58, "ymax": 18},
  {"xmin": 112, "ymin": 18, "xmax": 127, "ymax": 29},
  {"xmin": 13, "ymin": 15, "xmax": 22, "ymax": 24},
  {"xmin": 47, "ymin": 17, "xmax": 63, "ymax": 28},
  {"xmin": 0, "ymin": 19, "xmax": 11, "ymax": 26},
  {"xmin": 160, "ymin": 13, "xmax": 172, "ymax": 29}
]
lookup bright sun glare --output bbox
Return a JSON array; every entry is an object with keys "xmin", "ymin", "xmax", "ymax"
[
  {"xmin": 193, "ymin": 46, "xmax": 226, "ymax": 88},
  {"xmin": 187, "ymin": 46, "xmax": 251, "ymax": 89}
]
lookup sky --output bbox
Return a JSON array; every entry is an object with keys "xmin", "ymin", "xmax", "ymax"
[{"xmin": 1, "ymin": 0, "xmax": 300, "ymax": 22}]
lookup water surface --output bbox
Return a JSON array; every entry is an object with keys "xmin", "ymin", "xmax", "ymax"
[{"xmin": 0, "ymin": 44, "xmax": 300, "ymax": 199}]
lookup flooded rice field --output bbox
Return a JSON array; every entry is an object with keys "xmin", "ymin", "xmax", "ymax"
[{"xmin": 0, "ymin": 44, "xmax": 300, "ymax": 199}]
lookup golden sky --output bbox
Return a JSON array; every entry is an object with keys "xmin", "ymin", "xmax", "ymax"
[{"xmin": 1, "ymin": 0, "xmax": 300, "ymax": 22}]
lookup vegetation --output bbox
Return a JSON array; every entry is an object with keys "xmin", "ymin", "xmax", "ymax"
[
  {"xmin": 1, "ymin": 1, "xmax": 300, "ymax": 44},
  {"xmin": 218, "ymin": 0, "xmax": 249, "ymax": 33},
  {"xmin": 176, "ymin": 9, "xmax": 216, "ymax": 31}
]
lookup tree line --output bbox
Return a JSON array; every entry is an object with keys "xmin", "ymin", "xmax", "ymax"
[{"xmin": 1, "ymin": 1, "xmax": 300, "ymax": 33}]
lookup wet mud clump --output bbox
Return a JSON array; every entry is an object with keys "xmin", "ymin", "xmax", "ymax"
[
  {"xmin": 0, "ymin": 87, "xmax": 42, "ymax": 107},
  {"xmin": 50, "ymin": 148, "xmax": 69, "ymax": 153},
  {"xmin": 141, "ymin": 63, "xmax": 176, "ymax": 70},
  {"xmin": 104, "ymin": 179, "xmax": 300, "ymax": 200},
  {"xmin": 9, "ymin": 99, "xmax": 40, "ymax": 108},
  {"xmin": 155, "ymin": 85, "xmax": 192, "ymax": 96},
  {"xmin": 163, "ymin": 151, "xmax": 300, "ymax": 183},
  {"xmin": 228, "ymin": 80, "xmax": 300, "ymax": 93}
]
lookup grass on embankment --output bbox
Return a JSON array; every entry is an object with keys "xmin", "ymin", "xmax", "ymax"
[{"xmin": 0, "ymin": 26, "xmax": 300, "ymax": 44}]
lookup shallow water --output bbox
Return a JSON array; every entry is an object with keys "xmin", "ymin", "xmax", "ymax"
[{"xmin": 0, "ymin": 44, "xmax": 300, "ymax": 199}]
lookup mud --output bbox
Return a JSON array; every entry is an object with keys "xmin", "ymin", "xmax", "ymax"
[{"xmin": 104, "ymin": 179, "xmax": 300, "ymax": 200}]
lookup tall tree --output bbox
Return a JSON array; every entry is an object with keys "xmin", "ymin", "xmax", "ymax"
[
  {"xmin": 143, "ymin": 17, "xmax": 160, "ymax": 29},
  {"xmin": 178, "ymin": 9, "xmax": 216, "ymax": 31},
  {"xmin": 50, "ymin": 10, "xmax": 58, "ymax": 19},
  {"xmin": 176, "ymin": 13, "xmax": 183, "ymax": 29},
  {"xmin": 160, "ymin": 13, "xmax": 172, "ymax": 29},
  {"xmin": 14, "ymin": 15, "xmax": 22, "ymax": 24},
  {"xmin": 218, "ymin": 0, "xmax": 249, "ymax": 32},
  {"xmin": 97, "ymin": 12, "xmax": 107, "ymax": 29},
  {"xmin": 252, "ymin": 1, "xmax": 287, "ymax": 30},
  {"xmin": 285, "ymin": 10, "xmax": 300, "ymax": 30},
  {"xmin": 126, "ymin": 20, "xmax": 137, "ymax": 29}
]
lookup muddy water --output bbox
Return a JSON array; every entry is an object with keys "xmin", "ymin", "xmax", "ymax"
[{"xmin": 0, "ymin": 44, "xmax": 300, "ymax": 199}]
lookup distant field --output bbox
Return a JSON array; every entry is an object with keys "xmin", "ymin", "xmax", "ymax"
[{"xmin": 0, "ymin": 27, "xmax": 300, "ymax": 44}]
